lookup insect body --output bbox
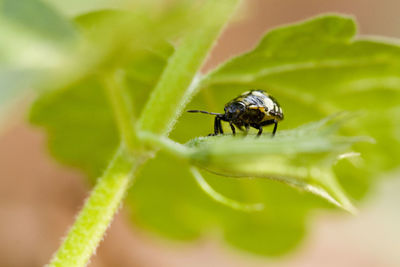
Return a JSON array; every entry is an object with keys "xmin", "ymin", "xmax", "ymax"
[{"xmin": 188, "ymin": 90, "xmax": 284, "ymax": 136}]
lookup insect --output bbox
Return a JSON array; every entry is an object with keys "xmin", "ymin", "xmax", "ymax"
[{"xmin": 188, "ymin": 90, "xmax": 284, "ymax": 136}]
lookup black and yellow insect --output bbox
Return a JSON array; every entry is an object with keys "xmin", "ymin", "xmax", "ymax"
[{"xmin": 188, "ymin": 90, "xmax": 284, "ymax": 136}]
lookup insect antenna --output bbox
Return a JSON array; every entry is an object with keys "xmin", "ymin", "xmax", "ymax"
[{"xmin": 187, "ymin": 110, "xmax": 223, "ymax": 116}]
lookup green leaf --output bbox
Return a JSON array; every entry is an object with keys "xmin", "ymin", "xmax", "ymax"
[
  {"xmin": 1, "ymin": 0, "xmax": 77, "ymax": 42},
  {"xmin": 187, "ymin": 115, "xmax": 364, "ymax": 213},
  {"xmin": 43, "ymin": 0, "xmax": 141, "ymax": 17},
  {"xmin": 28, "ymin": 8, "xmax": 176, "ymax": 177},
  {"xmin": 28, "ymin": 1, "xmax": 208, "ymax": 178},
  {"xmin": 0, "ymin": 0, "xmax": 78, "ymax": 71},
  {"xmin": 0, "ymin": 0, "xmax": 195, "ymax": 128},
  {"xmin": 31, "ymin": 2, "xmax": 241, "ymax": 266},
  {"xmin": 0, "ymin": 0, "xmax": 79, "ymax": 130},
  {"xmin": 30, "ymin": 77, "xmax": 119, "ymax": 179},
  {"xmin": 201, "ymin": 14, "xmax": 400, "ymax": 198},
  {"xmin": 30, "ymin": 41, "xmax": 173, "ymax": 179},
  {"xmin": 42, "ymin": 0, "xmax": 122, "ymax": 17},
  {"xmin": 29, "ymin": 13, "xmax": 400, "ymax": 257}
]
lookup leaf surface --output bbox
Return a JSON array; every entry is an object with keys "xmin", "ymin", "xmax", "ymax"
[{"xmin": 30, "ymin": 14, "xmax": 400, "ymax": 256}]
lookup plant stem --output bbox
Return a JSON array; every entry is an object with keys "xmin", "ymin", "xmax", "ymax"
[
  {"xmin": 104, "ymin": 70, "xmax": 140, "ymax": 153},
  {"xmin": 137, "ymin": 0, "xmax": 240, "ymax": 136},
  {"xmin": 47, "ymin": 1, "xmax": 240, "ymax": 266},
  {"xmin": 138, "ymin": 131, "xmax": 192, "ymax": 159},
  {"xmin": 48, "ymin": 147, "xmax": 140, "ymax": 267}
]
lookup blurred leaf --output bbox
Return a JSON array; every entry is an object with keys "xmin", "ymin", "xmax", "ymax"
[
  {"xmin": 0, "ymin": 0, "xmax": 78, "ymax": 70},
  {"xmin": 42, "ymin": 0, "xmax": 130, "ymax": 17},
  {"xmin": 30, "ymin": 77, "xmax": 118, "ymax": 178},
  {"xmin": 128, "ymin": 146, "xmax": 316, "ymax": 255},
  {"xmin": 205, "ymin": 15, "xmax": 400, "ymax": 99},
  {"xmin": 30, "ymin": 40, "xmax": 173, "ymax": 178},
  {"xmin": 1, "ymin": 0, "xmax": 77, "ymax": 42},
  {"xmin": 0, "ymin": 0, "xmax": 196, "ymax": 127},
  {"xmin": 0, "ymin": 0, "xmax": 78, "ymax": 129},
  {"xmin": 30, "ymin": 13, "xmax": 400, "ymax": 257},
  {"xmin": 43, "ymin": 0, "xmax": 176, "ymax": 18},
  {"xmin": 29, "ymin": 0, "xmax": 206, "ymax": 177}
]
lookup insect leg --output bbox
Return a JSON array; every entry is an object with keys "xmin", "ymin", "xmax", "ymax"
[
  {"xmin": 259, "ymin": 119, "xmax": 278, "ymax": 137},
  {"xmin": 213, "ymin": 116, "xmax": 220, "ymax": 135},
  {"xmin": 250, "ymin": 123, "xmax": 263, "ymax": 136},
  {"xmin": 256, "ymin": 126, "xmax": 263, "ymax": 136},
  {"xmin": 229, "ymin": 122, "xmax": 236, "ymax": 135},
  {"xmin": 245, "ymin": 124, "xmax": 250, "ymax": 136},
  {"xmin": 218, "ymin": 116, "xmax": 224, "ymax": 134},
  {"xmin": 272, "ymin": 120, "xmax": 278, "ymax": 136}
]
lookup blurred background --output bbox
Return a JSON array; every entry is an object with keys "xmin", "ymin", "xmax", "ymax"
[{"xmin": 1, "ymin": 0, "xmax": 400, "ymax": 266}]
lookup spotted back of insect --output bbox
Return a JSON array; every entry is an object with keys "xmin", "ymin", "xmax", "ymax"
[{"xmin": 227, "ymin": 90, "xmax": 283, "ymax": 121}]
